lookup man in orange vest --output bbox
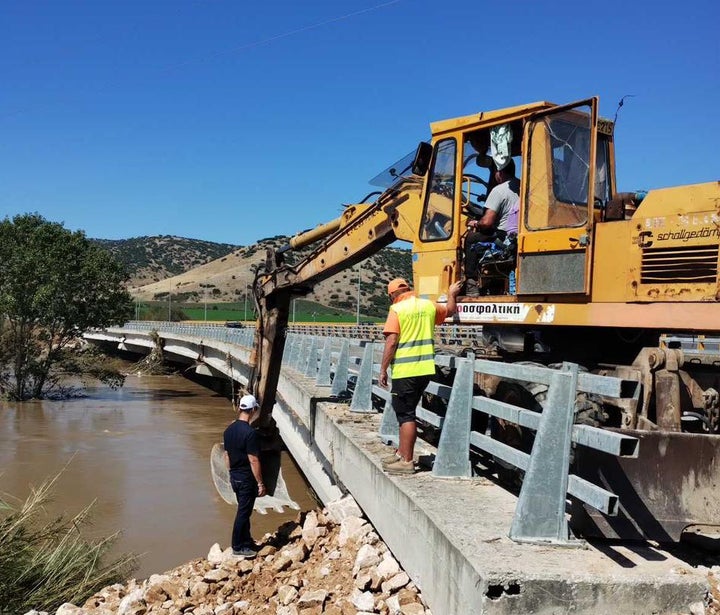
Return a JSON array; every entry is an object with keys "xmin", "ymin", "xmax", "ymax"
[{"xmin": 379, "ymin": 278, "xmax": 461, "ymax": 474}]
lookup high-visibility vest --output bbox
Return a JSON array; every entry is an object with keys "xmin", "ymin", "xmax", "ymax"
[{"xmin": 390, "ymin": 296, "xmax": 437, "ymax": 379}]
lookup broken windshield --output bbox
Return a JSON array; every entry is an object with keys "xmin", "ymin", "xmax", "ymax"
[{"xmin": 368, "ymin": 150, "xmax": 418, "ymax": 188}]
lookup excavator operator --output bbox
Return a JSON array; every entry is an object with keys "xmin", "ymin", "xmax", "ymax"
[{"xmin": 463, "ymin": 158, "xmax": 520, "ymax": 297}]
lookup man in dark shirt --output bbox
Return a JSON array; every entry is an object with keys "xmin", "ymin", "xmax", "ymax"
[{"xmin": 223, "ymin": 394, "xmax": 266, "ymax": 557}]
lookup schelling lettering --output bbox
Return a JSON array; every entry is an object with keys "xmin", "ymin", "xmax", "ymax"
[{"xmin": 656, "ymin": 226, "xmax": 720, "ymax": 242}]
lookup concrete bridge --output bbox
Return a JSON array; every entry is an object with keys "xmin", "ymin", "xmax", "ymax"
[{"xmin": 85, "ymin": 322, "xmax": 710, "ymax": 615}]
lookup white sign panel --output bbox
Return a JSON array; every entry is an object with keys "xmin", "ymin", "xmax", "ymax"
[{"xmin": 455, "ymin": 302, "xmax": 534, "ymax": 323}]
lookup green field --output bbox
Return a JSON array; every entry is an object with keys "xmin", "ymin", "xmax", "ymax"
[{"xmin": 135, "ymin": 298, "xmax": 382, "ymax": 324}]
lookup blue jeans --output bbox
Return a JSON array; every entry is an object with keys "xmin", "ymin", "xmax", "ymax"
[{"xmin": 230, "ymin": 476, "xmax": 257, "ymax": 550}]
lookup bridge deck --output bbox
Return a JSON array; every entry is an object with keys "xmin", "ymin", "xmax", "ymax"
[
  {"xmin": 277, "ymin": 370, "xmax": 708, "ymax": 615},
  {"xmin": 86, "ymin": 326, "xmax": 710, "ymax": 614}
]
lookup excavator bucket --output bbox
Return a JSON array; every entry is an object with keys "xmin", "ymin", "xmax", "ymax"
[
  {"xmin": 210, "ymin": 443, "xmax": 300, "ymax": 514},
  {"xmin": 570, "ymin": 430, "xmax": 720, "ymax": 541}
]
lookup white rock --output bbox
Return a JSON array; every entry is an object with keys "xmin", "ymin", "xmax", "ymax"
[
  {"xmin": 276, "ymin": 607, "xmax": 299, "ymax": 615},
  {"xmin": 147, "ymin": 574, "xmax": 170, "ymax": 586},
  {"xmin": 327, "ymin": 550, "xmax": 341, "ymax": 560},
  {"xmin": 203, "ymin": 568, "xmax": 230, "ymax": 583},
  {"xmin": 214, "ymin": 604, "xmax": 233, "ymax": 615},
  {"xmin": 277, "ymin": 585, "xmax": 299, "ymax": 606},
  {"xmin": 386, "ymin": 595, "xmax": 401, "ymax": 615},
  {"xmin": 303, "ymin": 510, "xmax": 319, "ymax": 531},
  {"xmin": 382, "ymin": 571, "xmax": 410, "ymax": 593},
  {"xmin": 297, "ymin": 589, "xmax": 327, "ymax": 608},
  {"xmin": 354, "ymin": 573, "xmax": 372, "ymax": 590},
  {"xmin": 207, "ymin": 543, "xmax": 224, "ymax": 564},
  {"xmin": 353, "ymin": 544, "xmax": 381, "ymax": 575},
  {"xmin": 233, "ymin": 600, "xmax": 250, "ymax": 611},
  {"xmin": 325, "ymin": 495, "xmax": 363, "ymax": 523},
  {"xmin": 319, "ymin": 566, "xmax": 331, "ymax": 577},
  {"xmin": 363, "ymin": 531, "xmax": 381, "ymax": 545},
  {"xmin": 339, "ymin": 515, "xmax": 370, "ymax": 546},
  {"xmin": 117, "ymin": 588, "xmax": 145, "ymax": 615},
  {"xmin": 689, "ymin": 601, "xmax": 706, "ymax": 615},
  {"xmin": 55, "ymin": 606, "xmax": 84, "ymax": 615},
  {"xmin": 351, "ymin": 590, "xmax": 375, "ymax": 612},
  {"xmin": 302, "ymin": 526, "xmax": 321, "ymax": 546},
  {"xmin": 377, "ymin": 554, "xmax": 401, "ymax": 580}
]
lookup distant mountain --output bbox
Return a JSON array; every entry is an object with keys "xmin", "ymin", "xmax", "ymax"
[
  {"xmin": 117, "ymin": 234, "xmax": 412, "ymax": 318},
  {"xmin": 91, "ymin": 236, "xmax": 239, "ymax": 287}
]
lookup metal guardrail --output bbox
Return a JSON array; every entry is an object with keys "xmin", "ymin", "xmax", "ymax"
[
  {"xmin": 110, "ymin": 322, "xmax": 638, "ymax": 546},
  {"xmin": 123, "ymin": 320, "xmax": 479, "ymax": 346},
  {"xmin": 279, "ymin": 331, "xmax": 639, "ymax": 546}
]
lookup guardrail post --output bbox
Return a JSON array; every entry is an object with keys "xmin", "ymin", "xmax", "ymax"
[
  {"xmin": 304, "ymin": 337, "xmax": 319, "ymax": 378},
  {"xmin": 289, "ymin": 334, "xmax": 302, "ymax": 368},
  {"xmin": 350, "ymin": 342, "xmax": 375, "ymax": 413},
  {"xmin": 316, "ymin": 338, "xmax": 333, "ymax": 386},
  {"xmin": 378, "ymin": 379, "xmax": 399, "ymax": 446},
  {"xmin": 283, "ymin": 334, "xmax": 296, "ymax": 365},
  {"xmin": 433, "ymin": 357, "xmax": 474, "ymax": 477},
  {"xmin": 509, "ymin": 362, "xmax": 579, "ymax": 545},
  {"xmin": 293, "ymin": 336, "xmax": 308, "ymax": 371},
  {"xmin": 331, "ymin": 339, "xmax": 350, "ymax": 398}
]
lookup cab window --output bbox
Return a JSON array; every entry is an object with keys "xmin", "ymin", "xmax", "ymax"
[
  {"xmin": 420, "ymin": 139, "xmax": 456, "ymax": 242},
  {"xmin": 525, "ymin": 106, "xmax": 593, "ymax": 230}
]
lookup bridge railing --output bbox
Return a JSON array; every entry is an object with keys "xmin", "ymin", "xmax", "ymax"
[
  {"xmin": 280, "ymin": 330, "xmax": 639, "ymax": 546},
  {"xmin": 121, "ymin": 320, "xmax": 478, "ymax": 346},
  {"xmin": 112, "ymin": 322, "xmax": 638, "ymax": 545}
]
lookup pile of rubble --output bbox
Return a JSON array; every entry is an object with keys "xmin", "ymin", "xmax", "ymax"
[{"xmin": 43, "ymin": 498, "xmax": 431, "ymax": 615}]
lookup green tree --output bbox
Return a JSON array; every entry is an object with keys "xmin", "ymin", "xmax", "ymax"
[{"xmin": 0, "ymin": 214, "xmax": 134, "ymax": 400}]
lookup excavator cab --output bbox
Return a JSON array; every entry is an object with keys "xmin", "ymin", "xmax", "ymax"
[{"xmin": 410, "ymin": 98, "xmax": 613, "ymax": 301}]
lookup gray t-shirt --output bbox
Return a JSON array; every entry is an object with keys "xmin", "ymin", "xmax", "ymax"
[{"xmin": 485, "ymin": 177, "xmax": 520, "ymax": 233}]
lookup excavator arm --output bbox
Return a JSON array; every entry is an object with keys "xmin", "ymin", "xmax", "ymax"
[{"xmin": 249, "ymin": 177, "xmax": 424, "ymax": 424}]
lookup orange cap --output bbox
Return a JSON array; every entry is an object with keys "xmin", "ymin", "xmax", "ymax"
[{"xmin": 387, "ymin": 278, "xmax": 410, "ymax": 294}]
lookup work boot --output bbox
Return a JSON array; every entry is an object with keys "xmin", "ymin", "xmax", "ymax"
[
  {"xmin": 383, "ymin": 458, "xmax": 415, "ymax": 475},
  {"xmin": 381, "ymin": 449, "xmax": 402, "ymax": 465},
  {"xmin": 465, "ymin": 278, "xmax": 480, "ymax": 298},
  {"xmin": 232, "ymin": 547, "xmax": 257, "ymax": 558}
]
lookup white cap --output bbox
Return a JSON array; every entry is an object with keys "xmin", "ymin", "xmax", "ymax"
[{"xmin": 238, "ymin": 394, "xmax": 259, "ymax": 411}]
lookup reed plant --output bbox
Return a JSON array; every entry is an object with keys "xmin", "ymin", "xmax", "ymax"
[{"xmin": 0, "ymin": 473, "xmax": 137, "ymax": 614}]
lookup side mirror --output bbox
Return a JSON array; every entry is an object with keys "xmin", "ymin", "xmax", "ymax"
[{"xmin": 411, "ymin": 142, "xmax": 432, "ymax": 176}]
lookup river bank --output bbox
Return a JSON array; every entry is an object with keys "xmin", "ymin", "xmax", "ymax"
[
  {"xmin": 21, "ymin": 494, "xmax": 720, "ymax": 615},
  {"xmin": 34, "ymin": 497, "xmax": 434, "ymax": 615}
]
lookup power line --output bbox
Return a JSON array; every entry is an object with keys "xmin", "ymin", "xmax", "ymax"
[{"xmin": 0, "ymin": 0, "xmax": 405, "ymax": 121}]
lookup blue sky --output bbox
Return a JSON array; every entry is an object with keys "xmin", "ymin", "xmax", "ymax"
[{"xmin": 1, "ymin": 0, "xmax": 718, "ymax": 246}]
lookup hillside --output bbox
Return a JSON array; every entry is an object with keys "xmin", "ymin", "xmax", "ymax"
[
  {"xmin": 92, "ymin": 236, "xmax": 239, "ymax": 287},
  {"xmin": 90, "ymin": 234, "xmax": 412, "ymax": 318},
  {"xmin": 128, "ymin": 235, "xmax": 412, "ymax": 318}
]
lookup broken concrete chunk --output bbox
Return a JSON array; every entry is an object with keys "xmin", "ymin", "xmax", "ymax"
[
  {"xmin": 353, "ymin": 544, "xmax": 381, "ymax": 575},
  {"xmin": 297, "ymin": 589, "xmax": 328, "ymax": 609}
]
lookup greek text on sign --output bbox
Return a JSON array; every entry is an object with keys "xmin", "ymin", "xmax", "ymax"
[{"xmin": 456, "ymin": 302, "xmax": 534, "ymax": 323}]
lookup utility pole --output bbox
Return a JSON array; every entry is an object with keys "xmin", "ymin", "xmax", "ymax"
[
  {"xmin": 356, "ymin": 267, "xmax": 361, "ymax": 325},
  {"xmin": 204, "ymin": 288, "xmax": 207, "ymax": 322},
  {"xmin": 244, "ymin": 283, "xmax": 248, "ymax": 322}
]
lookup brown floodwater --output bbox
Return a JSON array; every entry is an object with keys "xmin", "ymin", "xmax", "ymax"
[{"xmin": 0, "ymin": 371, "xmax": 317, "ymax": 579}]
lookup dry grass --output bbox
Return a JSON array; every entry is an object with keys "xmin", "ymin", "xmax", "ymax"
[{"xmin": 0, "ymin": 472, "xmax": 137, "ymax": 613}]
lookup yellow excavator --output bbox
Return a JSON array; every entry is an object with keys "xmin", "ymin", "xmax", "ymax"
[{"xmin": 249, "ymin": 97, "xmax": 720, "ymax": 541}]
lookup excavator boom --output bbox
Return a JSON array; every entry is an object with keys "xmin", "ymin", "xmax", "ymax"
[{"xmin": 249, "ymin": 178, "xmax": 424, "ymax": 422}]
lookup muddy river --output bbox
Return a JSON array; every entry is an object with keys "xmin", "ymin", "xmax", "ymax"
[{"xmin": 0, "ymin": 371, "xmax": 317, "ymax": 579}]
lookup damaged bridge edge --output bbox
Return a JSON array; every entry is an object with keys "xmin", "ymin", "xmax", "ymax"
[{"xmin": 86, "ymin": 329, "xmax": 710, "ymax": 615}]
